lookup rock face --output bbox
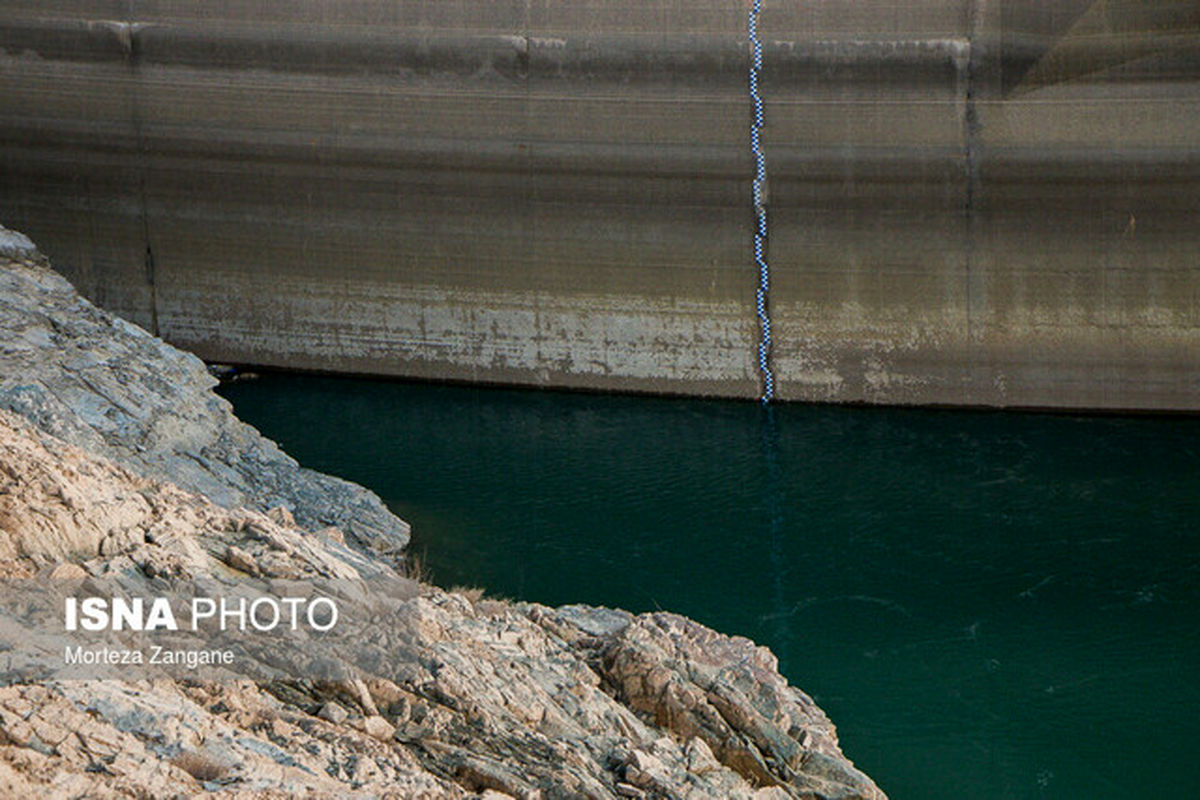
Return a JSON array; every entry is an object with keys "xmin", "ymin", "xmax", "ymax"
[
  {"xmin": 0, "ymin": 231, "xmax": 887, "ymax": 799},
  {"xmin": 0, "ymin": 225, "xmax": 409, "ymax": 557}
]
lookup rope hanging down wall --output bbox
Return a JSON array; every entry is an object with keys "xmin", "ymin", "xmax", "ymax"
[{"xmin": 748, "ymin": 0, "xmax": 775, "ymax": 403}]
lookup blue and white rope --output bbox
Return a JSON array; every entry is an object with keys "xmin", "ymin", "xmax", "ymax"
[{"xmin": 748, "ymin": 0, "xmax": 774, "ymax": 403}]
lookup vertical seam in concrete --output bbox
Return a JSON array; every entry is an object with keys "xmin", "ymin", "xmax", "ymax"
[
  {"xmin": 964, "ymin": 1, "xmax": 985, "ymax": 347},
  {"xmin": 748, "ymin": 0, "xmax": 775, "ymax": 403},
  {"xmin": 125, "ymin": 0, "xmax": 159, "ymax": 337},
  {"xmin": 521, "ymin": 0, "xmax": 536, "ymax": 374}
]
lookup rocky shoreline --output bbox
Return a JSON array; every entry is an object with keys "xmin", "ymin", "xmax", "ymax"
[{"xmin": 0, "ymin": 225, "xmax": 886, "ymax": 799}]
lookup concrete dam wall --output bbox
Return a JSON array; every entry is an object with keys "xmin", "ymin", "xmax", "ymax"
[{"xmin": 1, "ymin": 1, "xmax": 1198, "ymax": 409}]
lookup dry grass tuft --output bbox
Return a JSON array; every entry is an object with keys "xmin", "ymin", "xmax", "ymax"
[
  {"xmin": 449, "ymin": 585, "xmax": 486, "ymax": 604},
  {"xmin": 402, "ymin": 552, "xmax": 429, "ymax": 583},
  {"xmin": 475, "ymin": 598, "xmax": 511, "ymax": 618}
]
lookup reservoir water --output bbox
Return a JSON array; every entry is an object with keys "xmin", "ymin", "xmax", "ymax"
[{"xmin": 220, "ymin": 374, "xmax": 1200, "ymax": 799}]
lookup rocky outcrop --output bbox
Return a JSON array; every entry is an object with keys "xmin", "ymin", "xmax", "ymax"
[
  {"xmin": 0, "ymin": 230, "xmax": 887, "ymax": 799},
  {"xmin": 0, "ymin": 226, "xmax": 408, "ymax": 557}
]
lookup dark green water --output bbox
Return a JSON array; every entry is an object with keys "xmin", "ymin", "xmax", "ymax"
[{"xmin": 220, "ymin": 374, "xmax": 1200, "ymax": 799}]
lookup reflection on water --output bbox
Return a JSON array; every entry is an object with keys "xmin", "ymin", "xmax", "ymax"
[{"xmin": 220, "ymin": 374, "xmax": 1200, "ymax": 799}]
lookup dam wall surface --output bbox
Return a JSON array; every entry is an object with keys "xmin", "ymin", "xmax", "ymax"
[{"xmin": 0, "ymin": 1, "xmax": 1198, "ymax": 409}]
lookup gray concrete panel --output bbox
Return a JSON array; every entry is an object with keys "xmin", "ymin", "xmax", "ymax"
[{"xmin": 0, "ymin": 1, "xmax": 1197, "ymax": 408}]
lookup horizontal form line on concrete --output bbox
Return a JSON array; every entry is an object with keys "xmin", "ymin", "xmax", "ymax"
[{"xmin": 1, "ymin": 0, "xmax": 1198, "ymax": 410}]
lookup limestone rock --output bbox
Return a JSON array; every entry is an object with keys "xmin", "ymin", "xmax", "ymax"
[
  {"xmin": 0, "ymin": 224, "xmax": 37, "ymax": 261},
  {"xmin": 361, "ymin": 715, "xmax": 395, "ymax": 742},
  {"xmin": 225, "ymin": 544, "xmax": 259, "ymax": 574},
  {"xmin": 685, "ymin": 737, "xmax": 720, "ymax": 775},
  {"xmin": 317, "ymin": 703, "xmax": 349, "ymax": 724},
  {"xmin": 45, "ymin": 563, "xmax": 88, "ymax": 581},
  {"xmin": 0, "ymin": 249, "xmax": 408, "ymax": 556}
]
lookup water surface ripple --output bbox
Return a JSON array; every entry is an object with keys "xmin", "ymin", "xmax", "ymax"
[{"xmin": 220, "ymin": 375, "xmax": 1200, "ymax": 799}]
